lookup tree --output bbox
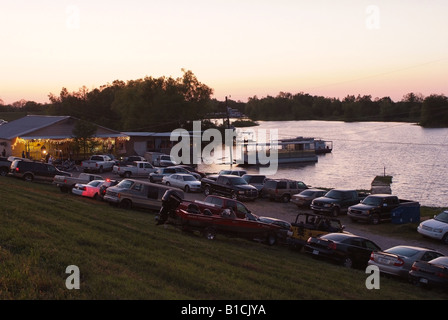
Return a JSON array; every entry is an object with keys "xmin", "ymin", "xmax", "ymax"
[
  {"xmin": 420, "ymin": 94, "xmax": 448, "ymax": 127},
  {"xmin": 72, "ymin": 120, "xmax": 98, "ymax": 155}
]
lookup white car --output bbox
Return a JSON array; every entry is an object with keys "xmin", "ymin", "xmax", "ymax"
[
  {"xmin": 72, "ymin": 180, "xmax": 105, "ymax": 199},
  {"xmin": 162, "ymin": 173, "xmax": 201, "ymax": 193},
  {"xmin": 417, "ymin": 210, "xmax": 448, "ymax": 244}
]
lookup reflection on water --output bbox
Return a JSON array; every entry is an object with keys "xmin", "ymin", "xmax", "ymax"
[{"xmin": 197, "ymin": 120, "xmax": 448, "ymax": 207}]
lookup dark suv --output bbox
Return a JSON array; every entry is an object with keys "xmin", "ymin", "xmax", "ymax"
[
  {"xmin": 10, "ymin": 160, "xmax": 71, "ymax": 182},
  {"xmin": 262, "ymin": 179, "xmax": 308, "ymax": 203}
]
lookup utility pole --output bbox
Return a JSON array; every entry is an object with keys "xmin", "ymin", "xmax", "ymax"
[{"xmin": 226, "ymin": 96, "xmax": 233, "ymax": 167}]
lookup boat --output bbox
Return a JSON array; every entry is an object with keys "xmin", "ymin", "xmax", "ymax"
[
  {"xmin": 237, "ymin": 136, "xmax": 332, "ymax": 165},
  {"xmin": 156, "ymin": 190, "xmax": 283, "ymax": 245}
]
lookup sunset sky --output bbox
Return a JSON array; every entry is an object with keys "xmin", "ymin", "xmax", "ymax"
[{"xmin": 1, "ymin": 0, "xmax": 447, "ymax": 104}]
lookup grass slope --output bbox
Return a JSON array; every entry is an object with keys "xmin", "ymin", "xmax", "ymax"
[{"xmin": 0, "ymin": 177, "xmax": 446, "ymax": 300}]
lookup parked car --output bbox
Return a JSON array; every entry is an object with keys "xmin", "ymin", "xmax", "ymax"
[
  {"xmin": 417, "ymin": 210, "xmax": 448, "ymax": 244},
  {"xmin": 291, "ymin": 188, "xmax": 327, "ymax": 208},
  {"xmin": 258, "ymin": 216, "xmax": 293, "ymax": 244},
  {"xmin": 241, "ymin": 174, "xmax": 266, "ymax": 195},
  {"xmin": 348, "ymin": 194, "xmax": 420, "ymax": 225},
  {"xmin": 72, "ymin": 180, "xmax": 105, "ymax": 199},
  {"xmin": 261, "ymin": 179, "xmax": 308, "ymax": 203},
  {"xmin": 0, "ymin": 156, "xmax": 12, "ymax": 176},
  {"xmin": 200, "ymin": 174, "xmax": 258, "ymax": 201},
  {"xmin": 409, "ymin": 256, "xmax": 448, "ymax": 290},
  {"xmin": 162, "ymin": 173, "xmax": 201, "ymax": 193},
  {"xmin": 310, "ymin": 189, "xmax": 367, "ymax": 217},
  {"xmin": 287, "ymin": 213, "xmax": 344, "ymax": 250},
  {"xmin": 304, "ymin": 233, "xmax": 382, "ymax": 269},
  {"xmin": 9, "ymin": 159, "xmax": 71, "ymax": 182},
  {"xmin": 103, "ymin": 178, "xmax": 184, "ymax": 211},
  {"xmin": 149, "ymin": 166, "xmax": 201, "ymax": 183},
  {"xmin": 81, "ymin": 155, "xmax": 115, "ymax": 173},
  {"xmin": 154, "ymin": 154, "xmax": 177, "ymax": 167},
  {"xmin": 98, "ymin": 179, "xmax": 120, "ymax": 200},
  {"xmin": 53, "ymin": 172, "xmax": 103, "ymax": 193},
  {"xmin": 368, "ymin": 245, "xmax": 444, "ymax": 279}
]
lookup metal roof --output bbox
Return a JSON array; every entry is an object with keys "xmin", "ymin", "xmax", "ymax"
[
  {"xmin": 0, "ymin": 115, "xmax": 128, "ymax": 140},
  {"xmin": 0, "ymin": 115, "xmax": 70, "ymax": 140}
]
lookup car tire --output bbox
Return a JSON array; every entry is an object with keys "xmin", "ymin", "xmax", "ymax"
[
  {"xmin": 120, "ymin": 199, "xmax": 132, "ymax": 210},
  {"xmin": 0, "ymin": 168, "xmax": 8, "ymax": 176},
  {"xmin": 281, "ymin": 194, "xmax": 290, "ymax": 203},
  {"xmin": 23, "ymin": 173, "xmax": 33, "ymax": 182},
  {"xmin": 342, "ymin": 257, "xmax": 353, "ymax": 268},
  {"xmin": 184, "ymin": 185, "xmax": 190, "ymax": 193},
  {"xmin": 203, "ymin": 226, "xmax": 216, "ymax": 240},
  {"xmin": 370, "ymin": 214, "xmax": 380, "ymax": 225},
  {"xmin": 265, "ymin": 233, "xmax": 277, "ymax": 246}
]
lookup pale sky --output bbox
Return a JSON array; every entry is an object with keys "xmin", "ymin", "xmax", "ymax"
[{"xmin": 1, "ymin": 0, "xmax": 447, "ymax": 104}]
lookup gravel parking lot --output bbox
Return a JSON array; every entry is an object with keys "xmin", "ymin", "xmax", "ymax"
[{"xmin": 98, "ymin": 170, "xmax": 448, "ymax": 255}]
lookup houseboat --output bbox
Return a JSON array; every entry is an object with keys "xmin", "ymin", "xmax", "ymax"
[{"xmin": 237, "ymin": 136, "xmax": 322, "ymax": 165}]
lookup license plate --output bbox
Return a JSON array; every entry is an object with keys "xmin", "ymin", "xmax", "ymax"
[
  {"xmin": 419, "ymin": 278, "xmax": 428, "ymax": 284},
  {"xmin": 312, "ymin": 250, "xmax": 319, "ymax": 255}
]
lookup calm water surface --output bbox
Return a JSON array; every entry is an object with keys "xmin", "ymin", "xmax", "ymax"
[{"xmin": 198, "ymin": 121, "xmax": 448, "ymax": 207}]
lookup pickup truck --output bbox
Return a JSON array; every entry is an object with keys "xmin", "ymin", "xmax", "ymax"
[
  {"xmin": 53, "ymin": 172, "xmax": 104, "ymax": 192},
  {"xmin": 179, "ymin": 195, "xmax": 257, "ymax": 220},
  {"xmin": 81, "ymin": 155, "xmax": 115, "ymax": 173},
  {"xmin": 0, "ymin": 157, "xmax": 11, "ymax": 176},
  {"xmin": 113, "ymin": 161, "xmax": 157, "ymax": 178},
  {"xmin": 310, "ymin": 189, "xmax": 368, "ymax": 217},
  {"xmin": 201, "ymin": 174, "xmax": 258, "ymax": 201},
  {"xmin": 347, "ymin": 194, "xmax": 420, "ymax": 225}
]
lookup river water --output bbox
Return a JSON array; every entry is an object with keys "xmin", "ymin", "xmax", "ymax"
[{"xmin": 197, "ymin": 120, "xmax": 448, "ymax": 207}]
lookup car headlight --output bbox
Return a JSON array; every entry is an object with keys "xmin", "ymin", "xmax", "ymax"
[{"xmin": 238, "ymin": 190, "xmax": 245, "ymax": 194}]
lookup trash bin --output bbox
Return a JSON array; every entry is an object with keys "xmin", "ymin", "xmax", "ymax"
[{"xmin": 391, "ymin": 202, "xmax": 420, "ymax": 224}]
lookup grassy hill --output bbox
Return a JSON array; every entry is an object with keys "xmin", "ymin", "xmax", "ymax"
[{"xmin": 0, "ymin": 176, "xmax": 446, "ymax": 300}]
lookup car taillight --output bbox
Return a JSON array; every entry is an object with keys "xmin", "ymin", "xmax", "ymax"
[
  {"xmin": 436, "ymin": 272, "xmax": 448, "ymax": 279},
  {"xmin": 370, "ymin": 252, "xmax": 375, "ymax": 261},
  {"xmin": 327, "ymin": 242, "xmax": 337, "ymax": 250},
  {"xmin": 411, "ymin": 265, "xmax": 419, "ymax": 271},
  {"xmin": 306, "ymin": 237, "xmax": 312, "ymax": 244},
  {"xmin": 393, "ymin": 257, "xmax": 404, "ymax": 267},
  {"xmin": 15, "ymin": 167, "xmax": 19, "ymax": 172}
]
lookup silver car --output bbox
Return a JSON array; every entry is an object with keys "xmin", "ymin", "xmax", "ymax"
[{"xmin": 368, "ymin": 245, "xmax": 444, "ymax": 278}]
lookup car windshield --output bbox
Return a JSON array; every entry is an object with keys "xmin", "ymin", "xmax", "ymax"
[
  {"xmin": 435, "ymin": 211, "xmax": 448, "ymax": 223},
  {"xmin": 230, "ymin": 177, "xmax": 248, "ymax": 185},
  {"xmin": 88, "ymin": 180, "xmax": 104, "ymax": 187},
  {"xmin": 300, "ymin": 190, "xmax": 314, "ymax": 196},
  {"xmin": 362, "ymin": 197, "xmax": 383, "ymax": 206},
  {"xmin": 183, "ymin": 176, "xmax": 196, "ymax": 181},
  {"xmin": 429, "ymin": 257, "xmax": 448, "ymax": 268},
  {"xmin": 385, "ymin": 246, "xmax": 419, "ymax": 257},
  {"xmin": 116, "ymin": 180, "xmax": 134, "ymax": 189},
  {"xmin": 325, "ymin": 190, "xmax": 343, "ymax": 199}
]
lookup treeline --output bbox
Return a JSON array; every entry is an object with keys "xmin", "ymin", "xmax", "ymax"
[
  {"xmin": 1, "ymin": 70, "xmax": 448, "ymax": 129},
  {"xmin": 244, "ymin": 92, "xmax": 448, "ymax": 127},
  {"xmin": 0, "ymin": 70, "xmax": 223, "ymax": 132}
]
